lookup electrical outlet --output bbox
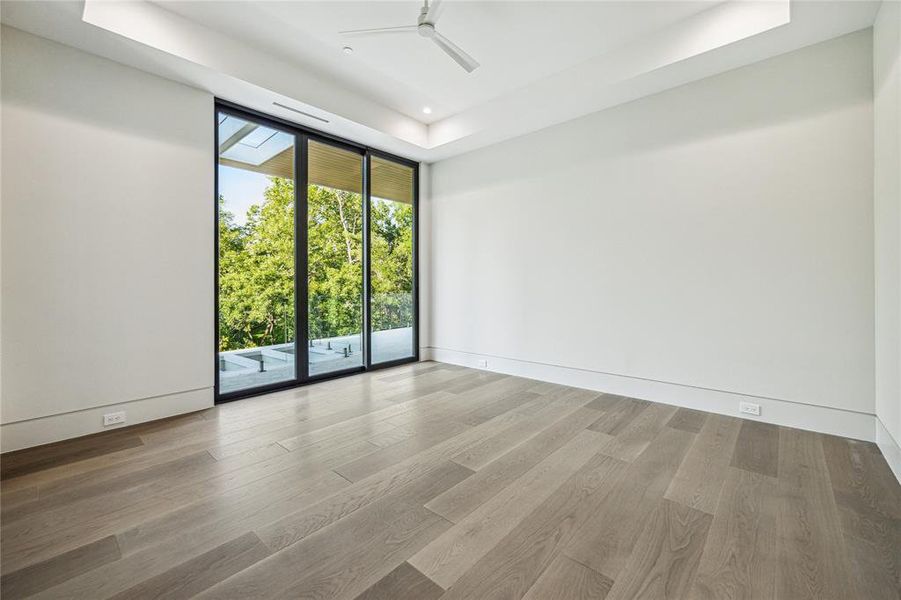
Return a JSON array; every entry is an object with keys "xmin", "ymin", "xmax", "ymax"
[
  {"xmin": 477, "ymin": 359, "xmax": 488, "ymax": 368},
  {"xmin": 739, "ymin": 402, "xmax": 761, "ymax": 416},
  {"xmin": 103, "ymin": 411, "xmax": 126, "ymax": 426}
]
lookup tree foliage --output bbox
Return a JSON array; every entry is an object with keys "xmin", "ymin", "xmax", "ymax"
[
  {"xmin": 370, "ymin": 197, "xmax": 414, "ymax": 332},
  {"xmin": 218, "ymin": 177, "xmax": 413, "ymax": 352}
]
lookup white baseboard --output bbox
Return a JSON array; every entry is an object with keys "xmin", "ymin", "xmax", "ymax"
[
  {"xmin": 425, "ymin": 347, "xmax": 876, "ymax": 443},
  {"xmin": 875, "ymin": 417, "xmax": 901, "ymax": 485},
  {"xmin": 0, "ymin": 387, "xmax": 213, "ymax": 453}
]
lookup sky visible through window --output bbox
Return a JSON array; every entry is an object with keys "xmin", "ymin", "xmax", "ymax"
[{"xmin": 219, "ymin": 165, "xmax": 271, "ymax": 226}]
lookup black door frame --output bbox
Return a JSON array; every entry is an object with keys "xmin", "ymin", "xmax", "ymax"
[{"xmin": 214, "ymin": 99, "xmax": 420, "ymax": 403}]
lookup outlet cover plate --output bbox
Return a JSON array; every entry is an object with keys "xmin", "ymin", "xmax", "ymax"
[
  {"xmin": 739, "ymin": 402, "xmax": 761, "ymax": 416},
  {"xmin": 103, "ymin": 411, "xmax": 126, "ymax": 426}
]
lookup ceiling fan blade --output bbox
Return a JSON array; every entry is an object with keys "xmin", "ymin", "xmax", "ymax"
[
  {"xmin": 424, "ymin": 0, "xmax": 444, "ymax": 23},
  {"xmin": 339, "ymin": 25, "xmax": 417, "ymax": 36},
  {"xmin": 432, "ymin": 31, "xmax": 479, "ymax": 72}
]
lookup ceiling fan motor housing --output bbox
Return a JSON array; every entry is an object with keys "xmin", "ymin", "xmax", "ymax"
[{"xmin": 417, "ymin": 22, "xmax": 437, "ymax": 38}]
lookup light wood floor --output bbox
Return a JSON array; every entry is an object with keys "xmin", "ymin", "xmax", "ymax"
[{"xmin": 1, "ymin": 362, "xmax": 899, "ymax": 599}]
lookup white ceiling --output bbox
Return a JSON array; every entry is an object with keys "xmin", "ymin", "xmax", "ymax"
[
  {"xmin": 156, "ymin": 1, "xmax": 716, "ymax": 122},
  {"xmin": 0, "ymin": 1, "xmax": 882, "ymax": 162}
]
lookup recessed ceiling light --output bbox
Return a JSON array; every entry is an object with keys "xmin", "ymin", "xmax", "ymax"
[
  {"xmin": 422, "ymin": 107, "xmax": 432, "ymax": 115},
  {"xmin": 342, "ymin": 46, "xmax": 354, "ymax": 55}
]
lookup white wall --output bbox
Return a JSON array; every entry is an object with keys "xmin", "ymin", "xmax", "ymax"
[
  {"xmin": 1, "ymin": 26, "xmax": 214, "ymax": 451},
  {"xmin": 874, "ymin": 1, "xmax": 901, "ymax": 479},
  {"xmin": 430, "ymin": 31, "xmax": 876, "ymax": 439},
  {"xmin": 418, "ymin": 162, "xmax": 432, "ymax": 355}
]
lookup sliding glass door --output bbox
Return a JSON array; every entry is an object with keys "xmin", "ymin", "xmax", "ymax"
[
  {"xmin": 215, "ymin": 102, "xmax": 418, "ymax": 400},
  {"xmin": 307, "ymin": 140, "xmax": 364, "ymax": 376},
  {"xmin": 369, "ymin": 156, "xmax": 417, "ymax": 364},
  {"xmin": 216, "ymin": 112, "xmax": 297, "ymax": 395}
]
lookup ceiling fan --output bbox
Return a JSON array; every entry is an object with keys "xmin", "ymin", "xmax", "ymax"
[{"xmin": 339, "ymin": 0, "xmax": 480, "ymax": 73}]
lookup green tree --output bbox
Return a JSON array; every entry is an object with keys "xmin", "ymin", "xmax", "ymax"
[
  {"xmin": 218, "ymin": 178, "xmax": 413, "ymax": 352},
  {"xmin": 370, "ymin": 198, "xmax": 414, "ymax": 332},
  {"xmin": 307, "ymin": 185, "xmax": 363, "ymax": 339},
  {"xmin": 218, "ymin": 179, "xmax": 295, "ymax": 351}
]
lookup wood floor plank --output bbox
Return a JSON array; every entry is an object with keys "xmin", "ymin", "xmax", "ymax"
[
  {"xmin": 454, "ymin": 389, "xmax": 540, "ymax": 427},
  {"xmin": 336, "ymin": 419, "xmax": 471, "ymax": 482},
  {"xmin": 522, "ymin": 554, "xmax": 613, "ymax": 600},
  {"xmin": 730, "ymin": 420, "xmax": 779, "ymax": 478},
  {"xmin": 596, "ymin": 402, "xmax": 679, "ymax": 463},
  {"xmin": 822, "ymin": 436, "xmax": 901, "ymax": 520},
  {"xmin": 377, "ymin": 363, "xmax": 451, "ymax": 383},
  {"xmin": 380, "ymin": 388, "xmax": 531, "ymax": 431},
  {"xmin": 1, "ymin": 363, "xmax": 897, "ymax": 600},
  {"xmin": 375, "ymin": 369, "xmax": 517, "ymax": 410},
  {"xmin": 410, "ymin": 429, "xmax": 607, "ymax": 589},
  {"xmin": 2, "ymin": 450, "xmax": 219, "ymax": 523},
  {"xmin": 836, "ymin": 514, "xmax": 901, "ymax": 600},
  {"xmin": 584, "ymin": 394, "xmax": 621, "ymax": 412},
  {"xmin": 0, "ymin": 437, "xmax": 198, "ymax": 497},
  {"xmin": 25, "ymin": 440, "xmax": 215, "ymax": 500},
  {"xmin": 0, "ymin": 486, "xmax": 38, "ymax": 511},
  {"xmin": 443, "ymin": 371, "xmax": 508, "ymax": 395},
  {"xmin": 0, "ymin": 535, "xmax": 121, "ymax": 599},
  {"xmin": 690, "ymin": 467, "xmax": 779, "ymax": 600},
  {"xmin": 143, "ymin": 391, "xmax": 386, "ymax": 453},
  {"xmin": 664, "ymin": 414, "xmax": 742, "ymax": 515},
  {"xmin": 367, "ymin": 426, "xmax": 419, "ymax": 449},
  {"xmin": 2, "ymin": 441, "xmax": 298, "ymax": 573},
  {"xmin": 148, "ymin": 407, "xmax": 295, "ymax": 448},
  {"xmin": 526, "ymin": 380, "xmax": 573, "ymax": 395},
  {"xmin": 449, "ymin": 394, "xmax": 580, "ymax": 471},
  {"xmin": 775, "ymin": 428, "xmax": 854, "ymax": 600},
  {"xmin": 35, "ymin": 471, "xmax": 349, "ymax": 599},
  {"xmin": 587, "ymin": 396, "xmax": 650, "ymax": 435},
  {"xmin": 667, "ymin": 407, "xmax": 708, "ymax": 434},
  {"xmin": 219, "ymin": 370, "xmax": 435, "ymax": 423},
  {"xmin": 258, "ymin": 453, "xmax": 472, "ymax": 550},
  {"xmin": 207, "ymin": 399, "xmax": 400, "ymax": 461},
  {"xmin": 379, "ymin": 369, "xmax": 490, "ymax": 404},
  {"xmin": 426, "ymin": 407, "xmax": 608, "ymax": 523},
  {"xmin": 1, "ymin": 433, "xmax": 145, "ymax": 480},
  {"xmin": 196, "ymin": 461, "xmax": 470, "ymax": 599},
  {"xmin": 276, "ymin": 406, "xmax": 405, "ymax": 452},
  {"xmin": 118, "ymin": 371, "xmax": 422, "ymax": 457},
  {"xmin": 271, "ymin": 378, "xmax": 531, "ymax": 467},
  {"xmin": 0, "ymin": 440, "xmax": 284, "ymax": 569},
  {"xmin": 605, "ymin": 499, "xmax": 712, "ymax": 600},
  {"xmin": 255, "ymin": 458, "xmax": 465, "ymax": 554},
  {"xmin": 438, "ymin": 452, "xmax": 628, "ymax": 600},
  {"xmin": 109, "ymin": 532, "xmax": 270, "ymax": 600},
  {"xmin": 442, "ymin": 372, "xmax": 536, "ymax": 402},
  {"xmin": 822, "ymin": 435, "xmax": 901, "ymax": 599},
  {"xmin": 278, "ymin": 514, "xmax": 448, "ymax": 600},
  {"xmin": 115, "ymin": 454, "xmax": 355, "ymax": 556},
  {"xmin": 255, "ymin": 397, "xmax": 552, "ymax": 553},
  {"xmin": 565, "ymin": 426, "xmax": 695, "ymax": 579},
  {"xmin": 353, "ymin": 562, "xmax": 444, "ymax": 600}
]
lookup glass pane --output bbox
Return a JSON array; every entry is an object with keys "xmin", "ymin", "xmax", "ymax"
[
  {"xmin": 217, "ymin": 112, "xmax": 296, "ymax": 394},
  {"xmin": 307, "ymin": 140, "xmax": 364, "ymax": 375},
  {"xmin": 370, "ymin": 156, "xmax": 415, "ymax": 364}
]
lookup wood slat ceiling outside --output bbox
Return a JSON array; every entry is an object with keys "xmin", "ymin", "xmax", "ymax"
[
  {"xmin": 371, "ymin": 155, "xmax": 413, "ymax": 205},
  {"xmin": 219, "ymin": 141, "xmax": 413, "ymax": 204}
]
